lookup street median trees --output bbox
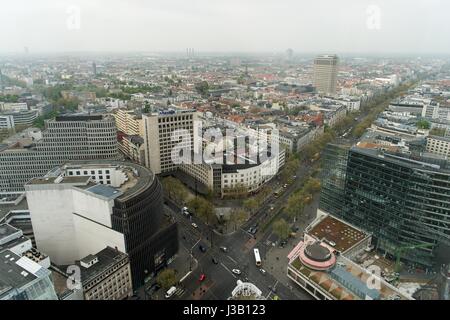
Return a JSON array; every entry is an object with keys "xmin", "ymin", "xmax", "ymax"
[
  {"xmin": 273, "ymin": 218, "xmax": 290, "ymax": 240},
  {"xmin": 243, "ymin": 198, "xmax": 258, "ymax": 214},
  {"xmin": 304, "ymin": 177, "xmax": 321, "ymax": 194},
  {"xmin": 162, "ymin": 176, "xmax": 189, "ymax": 205},
  {"xmin": 229, "ymin": 208, "xmax": 248, "ymax": 231},
  {"xmin": 187, "ymin": 196, "xmax": 215, "ymax": 225},
  {"xmin": 285, "ymin": 194, "xmax": 304, "ymax": 223}
]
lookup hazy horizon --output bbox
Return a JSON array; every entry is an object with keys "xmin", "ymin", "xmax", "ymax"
[{"xmin": 1, "ymin": 0, "xmax": 449, "ymax": 55}]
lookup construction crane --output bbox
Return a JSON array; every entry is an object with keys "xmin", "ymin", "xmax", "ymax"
[{"xmin": 394, "ymin": 242, "xmax": 435, "ymax": 273}]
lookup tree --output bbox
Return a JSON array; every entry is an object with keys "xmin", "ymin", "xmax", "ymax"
[
  {"xmin": 285, "ymin": 194, "xmax": 304, "ymax": 222},
  {"xmin": 188, "ymin": 196, "xmax": 215, "ymax": 225},
  {"xmin": 162, "ymin": 177, "xmax": 189, "ymax": 205},
  {"xmin": 33, "ymin": 110, "xmax": 59, "ymax": 129},
  {"xmin": 229, "ymin": 209, "xmax": 248, "ymax": 231},
  {"xmin": 156, "ymin": 268, "xmax": 177, "ymax": 290},
  {"xmin": 243, "ymin": 198, "xmax": 258, "ymax": 213},
  {"xmin": 281, "ymin": 157, "xmax": 300, "ymax": 182},
  {"xmin": 0, "ymin": 94, "xmax": 19, "ymax": 103},
  {"xmin": 304, "ymin": 178, "xmax": 321, "ymax": 194},
  {"xmin": 416, "ymin": 119, "xmax": 430, "ymax": 129},
  {"xmin": 273, "ymin": 218, "xmax": 290, "ymax": 240},
  {"xmin": 195, "ymin": 81, "xmax": 209, "ymax": 96}
]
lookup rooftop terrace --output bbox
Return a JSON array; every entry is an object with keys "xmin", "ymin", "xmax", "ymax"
[{"xmin": 306, "ymin": 215, "xmax": 368, "ymax": 253}]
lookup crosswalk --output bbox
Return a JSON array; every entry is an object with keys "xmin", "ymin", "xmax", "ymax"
[{"xmin": 174, "ymin": 288, "xmax": 185, "ymax": 297}]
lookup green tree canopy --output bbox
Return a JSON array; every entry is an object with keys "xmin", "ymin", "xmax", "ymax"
[
  {"xmin": 156, "ymin": 268, "xmax": 177, "ymax": 290},
  {"xmin": 188, "ymin": 196, "xmax": 215, "ymax": 225},
  {"xmin": 273, "ymin": 218, "xmax": 290, "ymax": 240}
]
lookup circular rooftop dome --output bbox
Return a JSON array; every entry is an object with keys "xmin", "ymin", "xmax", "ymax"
[
  {"xmin": 298, "ymin": 241, "xmax": 336, "ymax": 271},
  {"xmin": 304, "ymin": 242, "xmax": 332, "ymax": 262}
]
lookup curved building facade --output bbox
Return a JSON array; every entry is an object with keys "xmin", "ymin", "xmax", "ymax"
[{"xmin": 25, "ymin": 161, "xmax": 178, "ymax": 289}]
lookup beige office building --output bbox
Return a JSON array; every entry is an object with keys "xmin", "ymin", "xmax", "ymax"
[
  {"xmin": 143, "ymin": 109, "xmax": 197, "ymax": 174},
  {"xmin": 313, "ymin": 54, "xmax": 339, "ymax": 95},
  {"xmin": 114, "ymin": 109, "xmax": 144, "ymax": 137}
]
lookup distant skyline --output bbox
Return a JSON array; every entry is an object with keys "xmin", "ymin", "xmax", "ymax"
[{"xmin": 1, "ymin": 0, "xmax": 449, "ymax": 54}]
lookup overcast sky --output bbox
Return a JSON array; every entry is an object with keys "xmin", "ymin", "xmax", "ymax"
[{"xmin": 1, "ymin": 0, "xmax": 449, "ymax": 54}]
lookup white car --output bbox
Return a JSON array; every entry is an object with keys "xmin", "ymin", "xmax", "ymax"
[
  {"xmin": 259, "ymin": 268, "xmax": 266, "ymax": 275},
  {"xmin": 191, "ymin": 223, "xmax": 198, "ymax": 228},
  {"xmin": 232, "ymin": 269, "xmax": 241, "ymax": 275}
]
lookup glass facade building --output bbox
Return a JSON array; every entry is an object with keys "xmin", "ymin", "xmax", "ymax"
[{"xmin": 320, "ymin": 144, "xmax": 450, "ymax": 268}]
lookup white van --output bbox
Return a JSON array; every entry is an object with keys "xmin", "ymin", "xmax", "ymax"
[{"xmin": 165, "ymin": 286, "xmax": 177, "ymax": 299}]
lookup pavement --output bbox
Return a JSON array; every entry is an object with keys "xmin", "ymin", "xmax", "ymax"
[{"xmin": 158, "ymin": 199, "xmax": 313, "ymax": 301}]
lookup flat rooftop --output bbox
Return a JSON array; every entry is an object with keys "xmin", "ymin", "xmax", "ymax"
[
  {"xmin": 0, "ymin": 250, "xmax": 38, "ymax": 298},
  {"xmin": 55, "ymin": 115, "xmax": 103, "ymax": 122},
  {"xmin": 77, "ymin": 246, "xmax": 128, "ymax": 286},
  {"xmin": 288, "ymin": 243, "xmax": 411, "ymax": 300},
  {"xmin": 27, "ymin": 176, "xmax": 90, "ymax": 185},
  {"xmin": 0, "ymin": 223, "xmax": 21, "ymax": 242},
  {"xmin": 0, "ymin": 193, "xmax": 28, "ymax": 222},
  {"xmin": 352, "ymin": 146, "xmax": 450, "ymax": 172},
  {"xmin": 307, "ymin": 215, "xmax": 368, "ymax": 253},
  {"xmin": 85, "ymin": 184, "xmax": 123, "ymax": 200},
  {"xmin": 26, "ymin": 161, "xmax": 154, "ymax": 202},
  {"xmin": 62, "ymin": 161, "xmax": 153, "ymax": 202}
]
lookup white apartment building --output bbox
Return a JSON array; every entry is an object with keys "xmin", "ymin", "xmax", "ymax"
[
  {"xmin": 0, "ymin": 115, "xmax": 14, "ymax": 130},
  {"xmin": 179, "ymin": 148, "xmax": 285, "ymax": 198}
]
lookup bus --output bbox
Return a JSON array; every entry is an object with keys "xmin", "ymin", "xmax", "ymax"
[{"xmin": 253, "ymin": 248, "xmax": 262, "ymax": 267}]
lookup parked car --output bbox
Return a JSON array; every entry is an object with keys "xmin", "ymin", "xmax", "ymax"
[
  {"xmin": 259, "ymin": 268, "xmax": 267, "ymax": 275},
  {"xmin": 232, "ymin": 269, "xmax": 241, "ymax": 275},
  {"xmin": 199, "ymin": 245, "xmax": 206, "ymax": 252},
  {"xmin": 191, "ymin": 223, "xmax": 198, "ymax": 228},
  {"xmin": 220, "ymin": 246, "xmax": 228, "ymax": 252},
  {"xmin": 212, "ymin": 257, "xmax": 219, "ymax": 264},
  {"xmin": 199, "ymin": 274, "xmax": 206, "ymax": 282}
]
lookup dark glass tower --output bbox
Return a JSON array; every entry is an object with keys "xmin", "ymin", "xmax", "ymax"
[
  {"xmin": 112, "ymin": 174, "xmax": 178, "ymax": 288},
  {"xmin": 319, "ymin": 144, "xmax": 450, "ymax": 268}
]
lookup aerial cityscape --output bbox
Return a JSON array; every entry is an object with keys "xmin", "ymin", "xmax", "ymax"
[{"xmin": 0, "ymin": 0, "xmax": 449, "ymax": 305}]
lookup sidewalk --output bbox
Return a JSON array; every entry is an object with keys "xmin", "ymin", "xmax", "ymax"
[
  {"xmin": 263, "ymin": 232, "xmax": 303, "ymax": 287},
  {"xmin": 142, "ymin": 242, "xmax": 198, "ymax": 300}
]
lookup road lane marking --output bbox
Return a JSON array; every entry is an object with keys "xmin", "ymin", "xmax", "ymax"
[
  {"xmin": 220, "ymin": 262, "xmax": 237, "ymax": 278},
  {"xmin": 227, "ymin": 255, "xmax": 237, "ymax": 264}
]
